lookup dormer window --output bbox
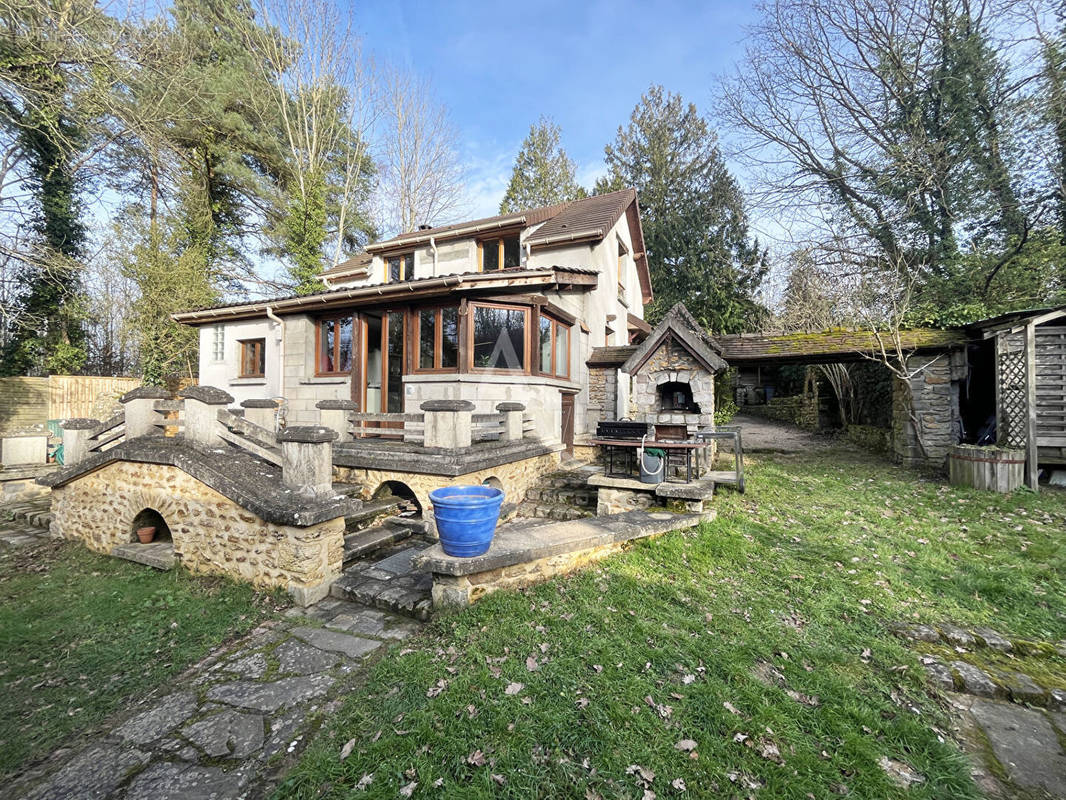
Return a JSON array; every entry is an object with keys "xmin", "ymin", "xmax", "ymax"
[
  {"xmin": 479, "ymin": 234, "xmax": 521, "ymax": 271},
  {"xmin": 387, "ymin": 253, "xmax": 414, "ymax": 282}
]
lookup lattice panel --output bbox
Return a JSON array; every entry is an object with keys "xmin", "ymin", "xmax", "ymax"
[{"xmin": 996, "ymin": 331, "xmax": 1029, "ymax": 448}]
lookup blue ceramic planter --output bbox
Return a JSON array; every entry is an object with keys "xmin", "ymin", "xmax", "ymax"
[{"xmin": 430, "ymin": 485, "xmax": 505, "ymax": 557}]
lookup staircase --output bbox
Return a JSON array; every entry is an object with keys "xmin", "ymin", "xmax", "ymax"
[{"xmin": 517, "ymin": 467, "xmax": 599, "ymax": 520}]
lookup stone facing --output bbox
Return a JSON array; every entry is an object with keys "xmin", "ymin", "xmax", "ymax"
[
  {"xmin": 49, "ymin": 460, "xmax": 344, "ymax": 602},
  {"xmin": 630, "ymin": 338, "xmax": 715, "ymax": 430}
]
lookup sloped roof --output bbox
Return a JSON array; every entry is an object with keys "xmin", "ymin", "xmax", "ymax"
[
  {"xmin": 321, "ymin": 252, "xmax": 372, "ymax": 281},
  {"xmin": 621, "ymin": 303, "xmax": 728, "ymax": 375},
  {"xmin": 523, "ymin": 189, "xmax": 635, "ymax": 247}
]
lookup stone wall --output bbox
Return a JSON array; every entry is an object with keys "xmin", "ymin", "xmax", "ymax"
[
  {"xmin": 843, "ymin": 424, "xmax": 890, "ymax": 454},
  {"xmin": 742, "ymin": 394, "xmax": 819, "ymax": 431},
  {"xmin": 891, "ymin": 351, "xmax": 965, "ymax": 470},
  {"xmin": 431, "ymin": 537, "xmax": 659, "ymax": 607},
  {"xmin": 586, "ymin": 366, "xmax": 617, "ymax": 427},
  {"xmin": 596, "ymin": 486, "xmax": 655, "ymax": 515},
  {"xmin": 50, "ymin": 461, "xmax": 344, "ymax": 603},
  {"xmin": 333, "ymin": 451, "xmax": 561, "ymax": 522}
]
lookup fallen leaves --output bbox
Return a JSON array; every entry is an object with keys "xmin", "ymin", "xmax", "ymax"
[
  {"xmin": 526, "ymin": 655, "xmax": 539, "ymax": 672},
  {"xmin": 467, "ymin": 749, "xmax": 486, "ymax": 766},
  {"xmin": 504, "ymin": 681, "xmax": 524, "ymax": 695},
  {"xmin": 674, "ymin": 739, "xmax": 697, "ymax": 752},
  {"xmin": 426, "ymin": 679, "xmax": 447, "ymax": 698},
  {"xmin": 339, "ymin": 738, "xmax": 356, "ymax": 761},
  {"xmin": 398, "ymin": 780, "xmax": 417, "ymax": 797}
]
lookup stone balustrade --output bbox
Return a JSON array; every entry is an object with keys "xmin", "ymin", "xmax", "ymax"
[
  {"xmin": 277, "ymin": 426, "xmax": 338, "ymax": 498},
  {"xmin": 421, "ymin": 399, "xmax": 475, "ymax": 449},
  {"xmin": 58, "ymin": 418, "xmax": 99, "ymax": 466},
  {"xmin": 121, "ymin": 386, "xmax": 169, "ymax": 438},
  {"xmin": 179, "ymin": 385, "xmax": 234, "ymax": 448},
  {"xmin": 241, "ymin": 398, "xmax": 279, "ymax": 431}
]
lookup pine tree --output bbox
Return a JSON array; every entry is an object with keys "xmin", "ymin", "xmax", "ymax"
[
  {"xmin": 499, "ymin": 117, "xmax": 584, "ymax": 213},
  {"xmin": 599, "ymin": 86, "xmax": 767, "ymax": 333}
]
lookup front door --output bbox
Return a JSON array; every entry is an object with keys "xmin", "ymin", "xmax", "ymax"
[
  {"xmin": 560, "ymin": 392, "xmax": 575, "ymax": 456},
  {"xmin": 357, "ymin": 310, "xmax": 405, "ymax": 436}
]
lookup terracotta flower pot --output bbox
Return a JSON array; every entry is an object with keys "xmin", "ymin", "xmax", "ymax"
[{"xmin": 136, "ymin": 526, "xmax": 156, "ymax": 544}]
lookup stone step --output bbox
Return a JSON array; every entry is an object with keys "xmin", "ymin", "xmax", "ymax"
[
  {"xmin": 384, "ymin": 515, "xmax": 429, "ymax": 534},
  {"xmin": 112, "ymin": 541, "xmax": 175, "ymax": 570},
  {"xmin": 343, "ymin": 525, "xmax": 410, "ymax": 565},
  {"xmin": 329, "ymin": 571, "xmax": 432, "ymax": 621},
  {"xmin": 517, "ymin": 502, "xmax": 593, "ymax": 521},
  {"xmin": 343, "ymin": 497, "xmax": 402, "ymax": 533}
]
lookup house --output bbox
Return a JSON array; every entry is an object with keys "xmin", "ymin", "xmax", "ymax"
[{"xmin": 173, "ymin": 188, "xmax": 654, "ymax": 453}]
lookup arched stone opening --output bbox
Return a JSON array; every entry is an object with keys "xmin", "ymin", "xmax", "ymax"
[
  {"xmin": 481, "ymin": 476, "xmax": 503, "ymax": 491},
  {"xmin": 130, "ymin": 507, "xmax": 171, "ymax": 543},
  {"xmin": 373, "ymin": 480, "xmax": 422, "ymax": 516},
  {"xmin": 658, "ymin": 381, "xmax": 700, "ymax": 413}
]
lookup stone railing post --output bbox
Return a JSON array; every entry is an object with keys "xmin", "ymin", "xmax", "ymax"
[
  {"xmin": 496, "ymin": 402, "xmax": 526, "ymax": 441},
  {"xmin": 179, "ymin": 386, "xmax": 234, "ymax": 448},
  {"xmin": 241, "ymin": 398, "xmax": 279, "ymax": 431},
  {"xmin": 316, "ymin": 399, "xmax": 356, "ymax": 443},
  {"xmin": 421, "ymin": 399, "xmax": 474, "ymax": 449},
  {"xmin": 59, "ymin": 418, "xmax": 99, "ymax": 466},
  {"xmin": 120, "ymin": 386, "xmax": 170, "ymax": 438},
  {"xmin": 277, "ymin": 426, "xmax": 338, "ymax": 497}
]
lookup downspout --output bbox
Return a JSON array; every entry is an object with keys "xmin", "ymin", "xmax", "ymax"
[
  {"xmin": 265, "ymin": 305, "xmax": 285, "ymax": 398},
  {"xmin": 525, "ymin": 240, "xmax": 531, "ymax": 266},
  {"xmin": 429, "ymin": 236, "xmax": 438, "ymax": 276}
]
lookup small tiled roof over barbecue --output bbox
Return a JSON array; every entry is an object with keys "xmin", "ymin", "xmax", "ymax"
[{"xmin": 621, "ymin": 303, "xmax": 728, "ymax": 375}]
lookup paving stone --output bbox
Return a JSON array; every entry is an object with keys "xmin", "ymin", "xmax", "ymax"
[
  {"xmin": 182, "ymin": 709, "xmax": 265, "ymax": 758},
  {"xmin": 939, "ymin": 623, "xmax": 976, "ymax": 648},
  {"xmin": 998, "ymin": 671, "xmax": 1047, "ymax": 705},
  {"xmin": 890, "ymin": 622, "xmax": 941, "ymax": 643},
  {"xmin": 261, "ymin": 707, "xmax": 306, "ymax": 760},
  {"xmin": 372, "ymin": 546, "xmax": 423, "ymax": 575},
  {"xmin": 123, "ymin": 761, "xmax": 248, "ymax": 800},
  {"xmin": 115, "ymin": 691, "xmax": 200, "ymax": 745},
  {"xmin": 206, "ymin": 674, "xmax": 335, "ymax": 712},
  {"xmin": 329, "ymin": 608, "xmax": 420, "ymax": 640},
  {"xmin": 1050, "ymin": 689, "xmax": 1066, "ymax": 712},
  {"xmin": 22, "ymin": 743, "xmax": 149, "ymax": 800},
  {"xmin": 973, "ymin": 627, "xmax": 1013, "ymax": 651},
  {"xmin": 223, "ymin": 651, "xmax": 268, "ymax": 679},
  {"xmin": 291, "ymin": 626, "xmax": 381, "ymax": 659},
  {"xmin": 1052, "ymin": 711, "xmax": 1066, "ymax": 734},
  {"xmin": 878, "ymin": 756, "xmax": 925, "ymax": 789},
  {"xmin": 950, "ymin": 661, "xmax": 1002, "ymax": 698},
  {"xmin": 970, "ymin": 699, "xmax": 1066, "ymax": 797},
  {"xmin": 275, "ymin": 638, "xmax": 343, "ymax": 674}
]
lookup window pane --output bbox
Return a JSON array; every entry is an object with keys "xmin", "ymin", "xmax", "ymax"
[
  {"xmin": 255, "ymin": 341, "xmax": 265, "ymax": 375},
  {"xmin": 419, "ymin": 309, "xmax": 436, "ymax": 369},
  {"xmin": 441, "ymin": 307, "xmax": 458, "ymax": 368},
  {"xmin": 213, "ymin": 326, "xmax": 225, "ymax": 360},
  {"xmin": 539, "ymin": 317, "xmax": 551, "ymax": 373},
  {"xmin": 389, "ymin": 257, "xmax": 400, "ymax": 282},
  {"xmin": 473, "ymin": 306, "xmax": 525, "ymax": 370},
  {"xmin": 338, "ymin": 318, "xmax": 353, "ymax": 372},
  {"xmin": 403, "ymin": 254, "xmax": 414, "ymax": 281},
  {"xmin": 555, "ymin": 324, "xmax": 569, "ymax": 377},
  {"xmin": 320, "ymin": 321, "xmax": 334, "ymax": 372},
  {"xmin": 503, "ymin": 236, "xmax": 521, "ymax": 268},
  {"xmin": 482, "ymin": 240, "xmax": 499, "ymax": 271},
  {"xmin": 386, "ymin": 312, "xmax": 404, "ymax": 412}
]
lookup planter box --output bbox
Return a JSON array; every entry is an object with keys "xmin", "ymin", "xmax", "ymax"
[{"xmin": 948, "ymin": 445, "xmax": 1025, "ymax": 493}]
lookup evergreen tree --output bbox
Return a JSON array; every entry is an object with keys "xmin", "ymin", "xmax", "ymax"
[
  {"xmin": 499, "ymin": 117, "xmax": 584, "ymax": 213},
  {"xmin": 599, "ymin": 86, "xmax": 767, "ymax": 333}
]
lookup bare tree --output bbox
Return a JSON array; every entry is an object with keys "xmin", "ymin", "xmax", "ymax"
[{"xmin": 376, "ymin": 67, "xmax": 465, "ymax": 236}]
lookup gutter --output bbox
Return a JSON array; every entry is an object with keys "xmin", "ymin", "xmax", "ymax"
[
  {"xmin": 265, "ymin": 305, "xmax": 284, "ymax": 397},
  {"xmin": 525, "ymin": 227, "xmax": 604, "ymax": 248}
]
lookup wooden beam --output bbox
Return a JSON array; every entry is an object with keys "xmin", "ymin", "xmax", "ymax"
[{"xmin": 1026, "ymin": 322, "xmax": 1039, "ymax": 490}]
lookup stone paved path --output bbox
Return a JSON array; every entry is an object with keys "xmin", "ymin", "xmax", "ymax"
[
  {"xmin": 0, "ymin": 495, "xmax": 52, "ymax": 549},
  {"xmin": 9, "ymin": 598, "xmax": 421, "ymax": 800}
]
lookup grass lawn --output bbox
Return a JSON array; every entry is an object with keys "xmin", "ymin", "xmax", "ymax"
[
  {"xmin": 0, "ymin": 539, "xmax": 281, "ymax": 778},
  {"xmin": 277, "ymin": 448, "xmax": 1066, "ymax": 800}
]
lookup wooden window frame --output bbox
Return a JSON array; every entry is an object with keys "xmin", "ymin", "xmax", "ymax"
[
  {"xmin": 477, "ymin": 233, "xmax": 522, "ymax": 272},
  {"xmin": 538, "ymin": 314, "xmax": 571, "ymax": 379},
  {"xmin": 238, "ymin": 338, "xmax": 265, "ymax": 378},
  {"xmin": 413, "ymin": 305, "xmax": 460, "ymax": 374},
  {"xmin": 617, "ymin": 238, "xmax": 628, "ymax": 299},
  {"xmin": 385, "ymin": 252, "xmax": 414, "ymax": 283},
  {"xmin": 468, "ymin": 302, "xmax": 531, "ymax": 374},
  {"xmin": 315, "ymin": 315, "xmax": 353, "ymax": 376}
]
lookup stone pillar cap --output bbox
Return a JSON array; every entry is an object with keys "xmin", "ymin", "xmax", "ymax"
[
  {"xmin": 420, "ymin": 399, "xmax": 475, "ymax": 412},
  {"xmin": 277, "ymin": 426, "xmax": 338, "ymax": 443},
  {"xmin": 120, "ymin": 386, "xmax": 170, "ymax": 403},
  {"xmin": 316, "ymin": 399, "xmax": 358, "ymax": 410},
  {"xmin": 495, "ymin": 402, "xmax": 526, "ymax": 412},
  {"xmin": 60, "ymin": 417, "xmax": 100, "ymax": 430},
  {"xmin": 241, "ymin": 398, "xmax": 279, "ymax": 409},
  {"xmin": 179, "ymin": 386, "xmax": 235, "ymax": 405}
]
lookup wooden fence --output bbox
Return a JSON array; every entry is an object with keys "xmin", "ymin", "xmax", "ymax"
[{"xmin": 0, "ymin": 375, "xmax": 141, "ymax": 432}]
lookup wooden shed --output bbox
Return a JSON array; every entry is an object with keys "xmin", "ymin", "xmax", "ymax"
[{"xmin": 971, "ymin": 306, "xmax": 1066, "ymax": 489}]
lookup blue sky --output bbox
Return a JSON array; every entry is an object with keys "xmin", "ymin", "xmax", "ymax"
[{"xmin": 350, "ymin": 0, "xmax": 761, "ymax": 219}]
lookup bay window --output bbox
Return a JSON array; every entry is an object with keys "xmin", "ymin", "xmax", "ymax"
[
  {"xmin": 538, "ymin": 315, "xmax": 571, "ymax": 378},
  {"xmin": 471, "ymin": 304, "xmax": 528, "ymax": 371},
  {"xmin": 416, "ymin": 306, "xmax": 459, "ymax": 371},
  {"xmin": 317, "ymin": 316, "xmax": 353, "ymax": 374}
]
